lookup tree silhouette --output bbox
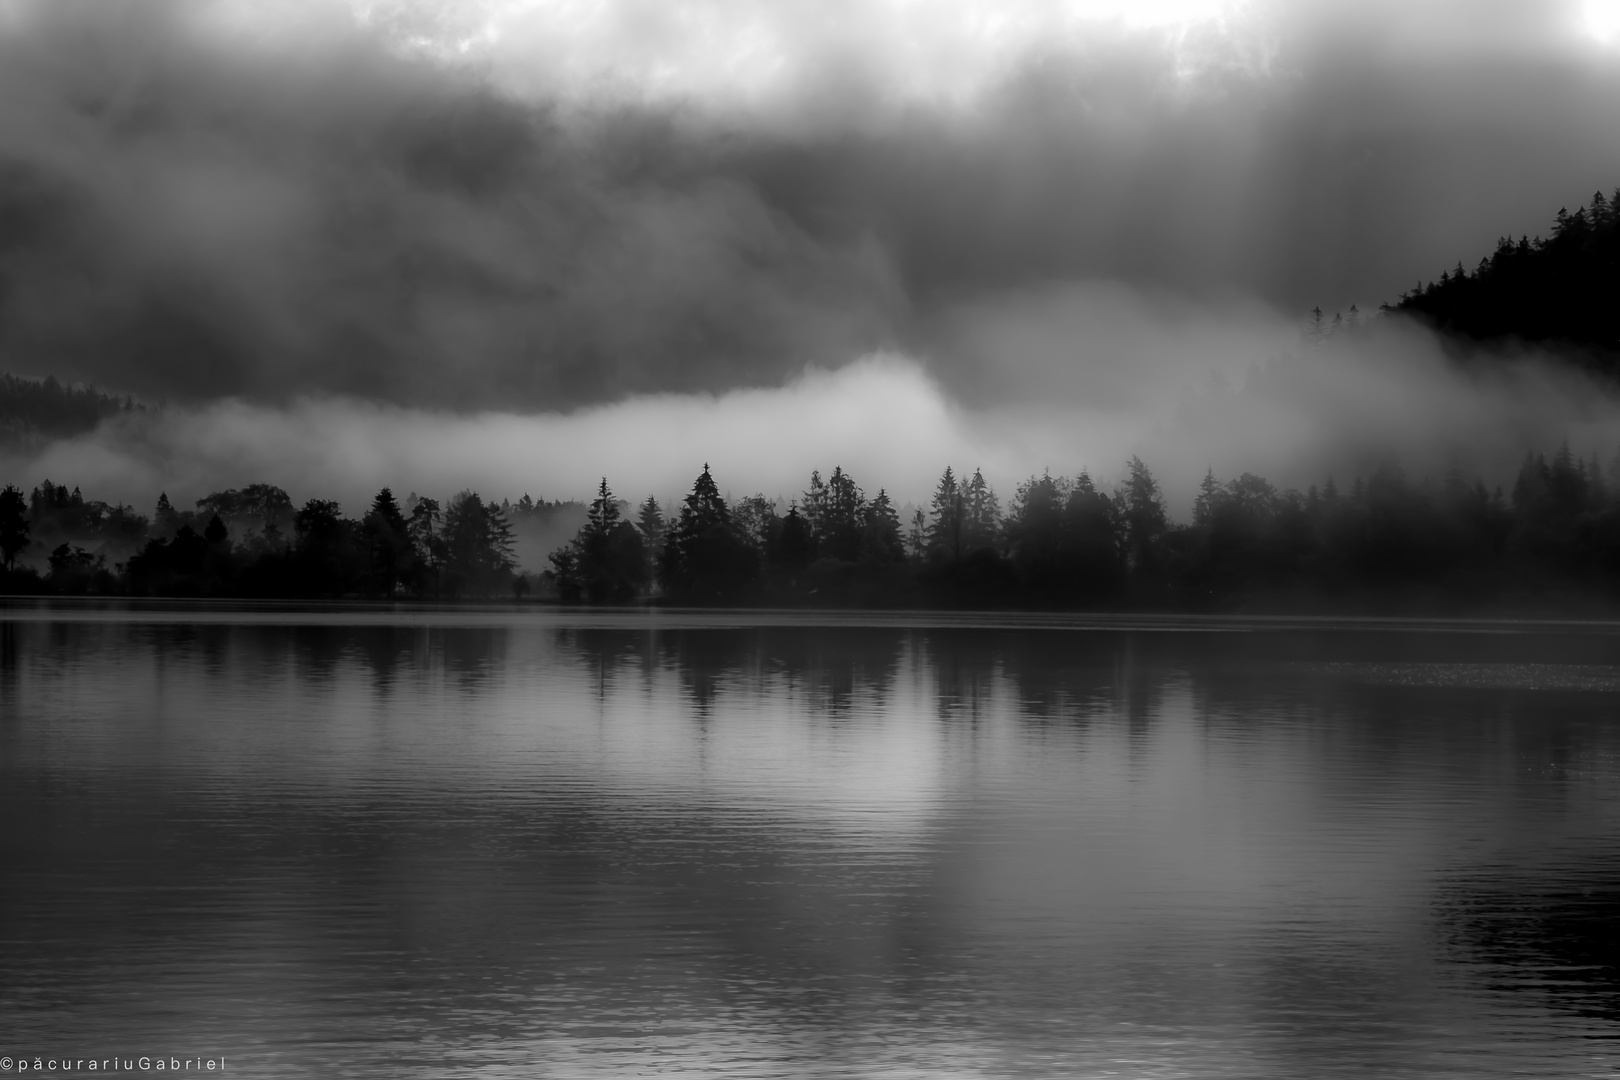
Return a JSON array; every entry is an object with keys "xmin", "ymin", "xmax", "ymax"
[
  {"xmin": 550, "ymin": 478, "xmax": 647, "ymax": 602},
  {"xmin": 1394, "ymin": 185, "xmax": 1620, "ymax": 361},
  {"xmin": 1006, "ymin": 471, "xmax": 1066, "ymax": 567},
  {"xmin": 1193, "ymin": 468, "xmax": 1219, "ymax": 526},
  {"xmin": 196, "ymin": 484, "xmax": 293, "ymax": 540},
  {"xmin": 363, "ymin": 488, "xmax": 413, "ymax": 596},
  {"xmin": 771, "ymin": 503, "xmax": 815, "ymax": 576},
  {"xmin": 47, "ymin": 543, "xmax": 104, "ymax": 592},
  {"xmin": 443, "ymin": 491, "xmax": 516, "ymax": 596},
  {"xmin": 1003, "ymin": 470, "xmax": 1124, "ymax": 603},
  {"xmin": 926, "ymin": 466, "xmax": 962, "ymax": 560},
  {"xmin": 1063, "ymin": 472, "xmax": 1124, "ymax": 598},
  {"xmin": 861, "ymin": 489, "xmax": 906, "ymax": 564},
  {"xmin": 0, "ymin": 372, "xmax": 141, "ymax": 448},
  {"xmin": 0, "ymin": 484, "xmax": 28, "ymax": 571},
  {"xmin": 963, "ymin": 468, "xmax": 1000, "ymax": 551},
  {"xmin": 292, "ymin": 499, "xmax": 355, "ymax": 595},
  {"xmin": 1121, "ymin": 456, "xmax": 1166, "ymax": 574},
  {"xmin": 636, "ymin": 495, "xmax": 666, "ymax": 585},
  {"xmin": 407, "ymin": 496, "xmax": 444, "ymax": 596},
  {"xmin": 815, "ymin": 466, "xmax": 865, "ymax": 561},
  {"xmin": 24, "ymin": 438, "xmax": 1620, "ymax": 608},
  {"xmin": 907, "ymin": 508, "xmax": 927, "ymax": 562},
  {"xmin": 802, "ymin": 470, "xmax": 827, "ymax": 539},
  {"xmin": 660, "ymin": 465, "xmax": 757, "ymax": 603},
  {"xmin": 732, "ymin": 494, "xmax": 781, "ymax": 555},
  {"xmin": 155, "ymin": 492, "xmax": 180, "ymax": 533}
]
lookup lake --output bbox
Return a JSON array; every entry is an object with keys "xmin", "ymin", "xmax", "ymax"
[{"xmin": 3, "ymin": 603, "xmax": 1619, "ymax": 1077}]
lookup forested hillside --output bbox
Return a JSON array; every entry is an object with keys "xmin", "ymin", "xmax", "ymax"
[
  {"xmin": 1392, "ymin": 188, "xmax": 1620, "ymax": 360},
  {"xmin": 0, "ymin": 372, "xmax": 142, "ymax": 448}
]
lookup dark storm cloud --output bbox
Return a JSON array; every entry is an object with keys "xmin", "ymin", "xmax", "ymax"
[
  {"xmin": 0, "ymin": 0, "xmax": 1618, "ymax": 410},
  {"xmin": 0, "ymin": 0, "xmax": 902, "ymax": 407}
]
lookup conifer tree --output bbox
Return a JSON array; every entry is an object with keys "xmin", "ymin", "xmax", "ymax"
[
  {"xmin": 1005, "ymin": 471, "xmax": 1065, "ymax": 565},
  {"xmin": 551, "ymin": 479, "xmax": 645, "ymax": 602},
  {"xmin": 0, "ymin": 484, "xmax": 29, "ymax": 571},
  {"xmin": 363, "ymin": 487, "xmax": 412, "ymax": 595},
  {"xmin": 817, "ymin": 466, "xmax": 866, "ymax": 560},
  {"xmin": 907, "ymin": 508, "xmax": 927, "ymax": 562},
  {"xmin": 637, "ymin": 495, "xmax": 666, "ymax": 584},
  {"xmin": 963, "ymin": 468, "xmax": 1000, "ymax": 550},
  {"xmin": 155, "ymin": 492, "xmax": 179, "ymax": 533},
  {"xmin": 802, "ymin": 470, "xmax": 827, "ymax": 538},
  {"xmin": 732, "ymin": 495, "xmax": 780, "ymax": 554},
  {"xmin": 1194, "ymin": 468, "xmax": 1220, "ymax": 526},
  {"xmin": 442, "ymin": 491, "xmax": 516, "ymax": 596},
  {"xmin": 587, "ymin": 478, "xmax": 620, "ymax": 537},
  {"xmin": 485, "ymin": 500, "xmax": 518, "ymax": 582},
  {"xmin": 926, "ymin": 466, "xmax": 962, "ymax": 559},
  {"xmin": 1121, "ymin": 456, "xmax": 1166, "ymax": 572},
  {"xmin": 861, "ymin": 489, "xmax": 905, "ymax": 563},
  {"xmin": 772, "ymin": 502, "xmax": 815, "ymax": 575},
  {"xmin": 661, "ymin": 465, "xmax": 757, "ymax": 602},
  {"xmin": 408, "ymin": 496, "xmax": 443, "ymax": 594}
]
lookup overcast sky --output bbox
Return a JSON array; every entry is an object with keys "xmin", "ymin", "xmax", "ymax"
[
  {"xmin": 1, "ymin": 0, "xmax": 1617, "ymax": 406},
  {"xmin": 2, "ymin": 0, "xmax": 1620, "ymax": 506}
]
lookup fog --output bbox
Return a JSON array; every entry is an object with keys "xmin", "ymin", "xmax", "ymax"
[
  {"xmin": 2, "ymin": 0, "xmax": 1620, "ymax": 524},
  {"xmin": 9, "ymin": 297, "xmax": 1620, "ymax": 567}
]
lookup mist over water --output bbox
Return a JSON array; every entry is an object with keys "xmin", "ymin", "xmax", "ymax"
[
  {"xmin": 8, "ymin": 3, "xmax": 1620, "ymax": 1074},
  {"xmin": 8, "ymin": 316, "xmax": 1620, "ymax": 522}
]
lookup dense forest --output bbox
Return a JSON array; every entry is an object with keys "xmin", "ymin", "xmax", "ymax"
[
  {"xmin": 4, "ymin": 186, "xmax": 1620, "ymax": 610},
  {"xmin": 0, "ymin": 482, "xmax": 579, "ymax": 600},
  {"xmin": 0, "ymin": 372, "xmax": 143, "ymax": 450},
  {"xmin": 542, "ymin": 453, "xmax": 1620, "ymax": 612},
  {"xmin": 5, "ymin": 448, "xmax": 1620, "ymax": 613},
  {"xmin": 1392, "ymin": 188, "xmax": 1620, "ymax": 361}
]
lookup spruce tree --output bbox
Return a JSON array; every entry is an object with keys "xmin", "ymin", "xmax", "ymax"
[
  {"xmin": 637, "ymin": 496, "xmax": 666, "ymax": 584},
  {"xmin": 552, "ymin": 479, "xmax": 644, "ymax": 602},
  {"xmin": 772, "ymin": 503, "xmax": 815, "ymax": 575},
  {"xmin": 364, "ymin": 487, "xmax": 412, "ymax": 595},
  {"xmin": 861, "ymin": 489, "xmax": 905, "ymax": 563},
  {"xmin": 819, "ymin": 466, "xmax": 865, "ymax": 560},
  {"xmin": 801, "ymin": 471, "xmax": 827, "ymax": 540},
  {"xmin": 964, "ymin": 468, "xmax": 1000, "ymax": 550},
  {"xmin": 0, "ymin": 484, "xmax": 29, "ymax": 571},
  {"xmin": 907, "ymin": 508, "xmax": 927, "ymax": 562},
  {"xmin": 1121, "ymin": 456, "xmax": 1166, "ymax": 572},
  {"xmin": 1194, "ymin": 468, "xmax": 1220, "ymax": 526},
  {"xmin": 926, "ymin": 467, "xmax": 962, "ymax": 559},
  {"xmin": 661, "ymin": 465, "xmax": 756, "ymax": 602}
]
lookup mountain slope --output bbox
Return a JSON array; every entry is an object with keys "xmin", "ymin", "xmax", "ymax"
[
  {"xmin": 0, "ymin": 372, "xmax": 143, "ymax": 449},
  {"xmin": 1390, "ymin": 189, "xmax": 1620, "ymax": 360}
]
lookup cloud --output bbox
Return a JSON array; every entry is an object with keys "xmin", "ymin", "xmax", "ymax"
[
  {"xmin": 0, "ymin": 0, "xmax": 906, "ymax": 410},
  {"xmin": 4, "ymin": 355, "xmax": 969, "ymax": 522},
  {"xmin": 0, "ymin": 0, "xmax": 1617, "ymax": 426},
  {"xmin": 9, "ymin": 299, "xmax": 1620, "ymax": 569}
]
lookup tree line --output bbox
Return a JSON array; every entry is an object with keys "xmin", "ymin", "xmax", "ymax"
[
  {"xmin": 0, "ymin": 372, "xmax": 143, "ymax": 451},
  {"xmin": 6, "ymin": 447, "xmax": 1620, "ymax": 611},
  {"xmin": 0, "ymin": 483, "xmax": 521, "ymax": 599},
  {"xmin": 1393, "ymin": 188, "xmax": 1620, "ymax": 363},
  {"xmin": 547, "ymin": 450, "xmax": 1620, "ymax": 612}
]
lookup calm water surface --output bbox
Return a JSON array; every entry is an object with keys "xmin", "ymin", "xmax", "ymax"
[{"xmin": 4, "ymin": 604, "xmax": 1620, "ymax": 1077}]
